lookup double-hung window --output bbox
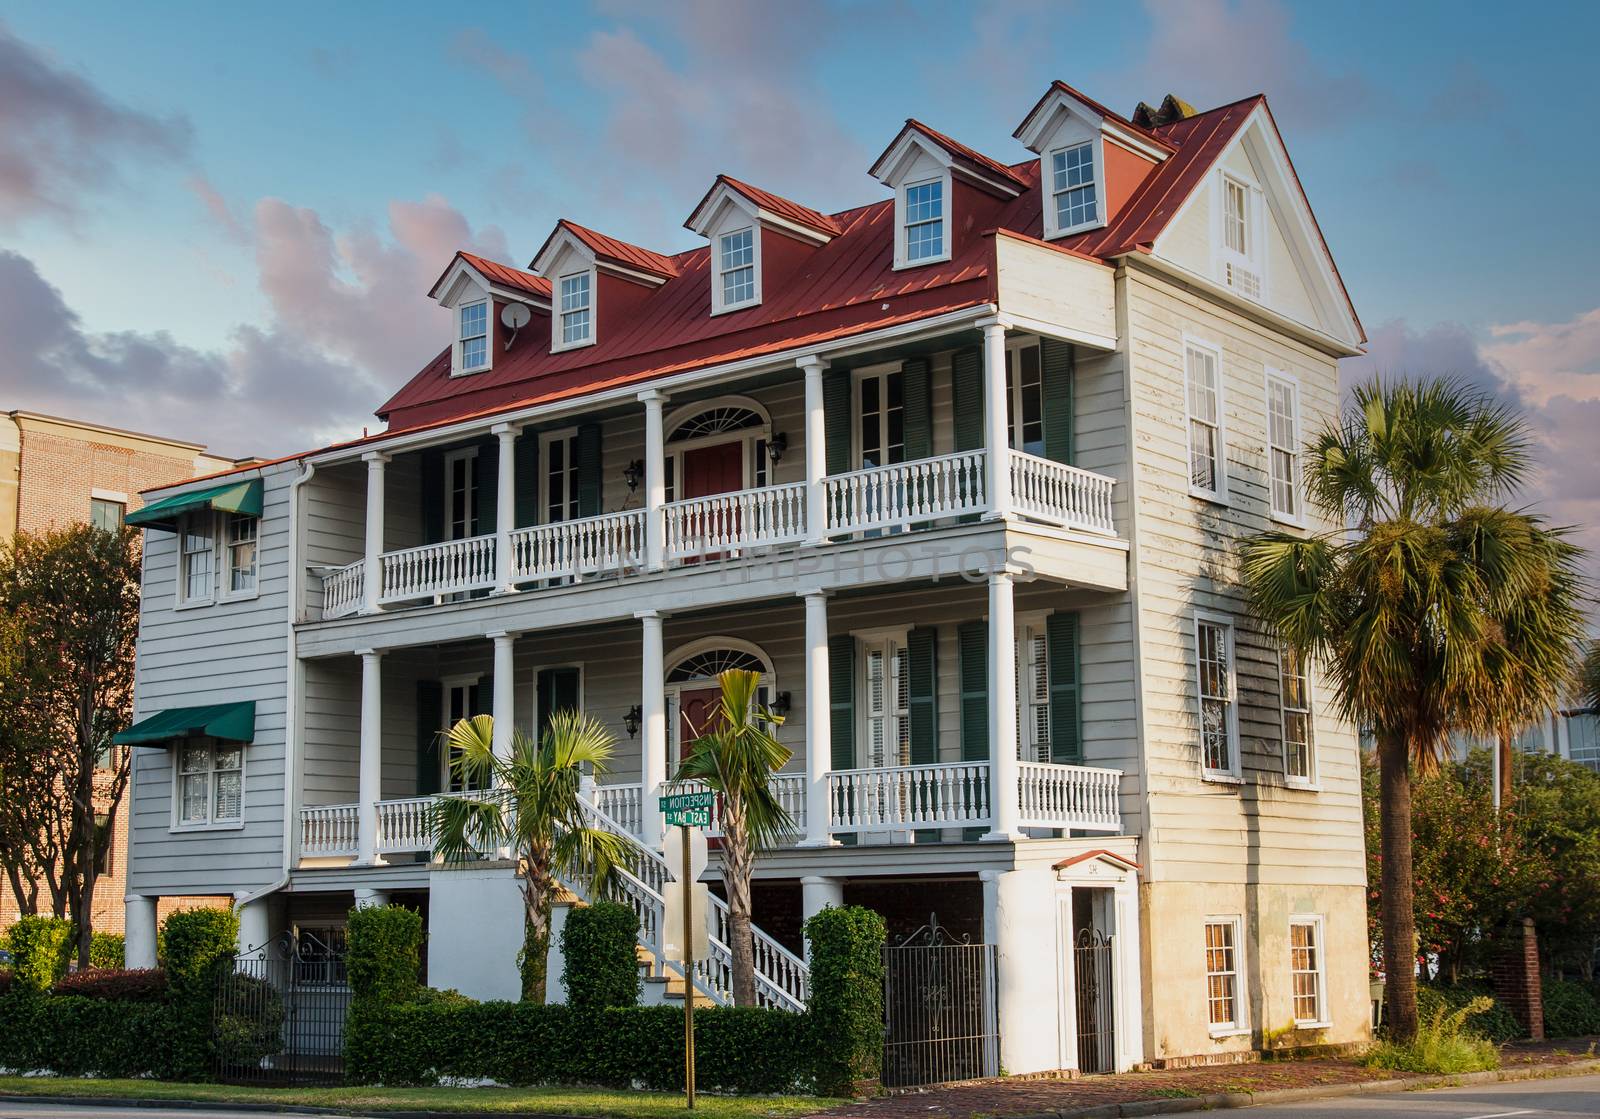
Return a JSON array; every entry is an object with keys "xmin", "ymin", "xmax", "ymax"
[
  {"xmin": 861, "ymin": 637, "xmax": 910, "ymax": 770},
  {"xmin": 857, "ymin": 366, "xmax": 905, "ymax": 469},
  {"xmin": 1205, "ymin": 917, "xmax": 1245, "ymax": 1032},
  {"xmin": 179, "ymin": 514, "xmax": 215, "ymax": 605},
  {"xmin": 176, "ymin": 739, "xmax": 244, "ymax": 828},
  {"xmin": 443, "ymin": 678, "xmax": 486, "ymax": 793},
  {"xmin": 1196, "ymin": 615, "xmax": 1239, "ymax": 778},
  {"xmin": 90, "ymin": 498, "xmax": 125, "ymax": 532},
  {"xmin": 226, "ymin": 514, "xmax": 258, "ymax": 595},
  {"xmin": 458, "ymin": 300, "xmax": 489, "ymax": 372},
  {"xmin": 718, "ymin": 227, "xmax": 756, "ymax": 309},
  {"xmin": 558, "ymin": 273, "xmax": 592, "ymax": 347},
  {"xmin": 1279, "ymin": 646, "xmax": 1316, "ymax": 785},
  {"xmin": 1051, "ymin": 142, "xmax": 1098, "ymax": 232},
  {"xmin": 444, "ymin": 449, "xmax": 479, "ymax": 540},
  {"xmin": 1004, "ymin": 340, "xmax": 1045, "ymax": 457},
  {"xmin": 903, "ymin": 179, "xmax": 945, "ymax": 263},
  {"xmin": 1289, "ymin": 916, "xmax": 1327, "ymax": 1025},
  {"xmin": 1220, "ymin": 174, "xmax": 1262, "ymax": 299},
  {"xmin": 543, "ymin": 431, "xmax": 580, "ymax": 523},
  {"xmin": 1266, "ymin": 372, "xmax": 1301, "ymax": 521},
  {"xmin": 1016, "ymin": 622, "xmax": 1051, "ymax": 762},
  {"xmin": 1185, "ymin": 340, "xmax": 1225, "ymax": 498}
]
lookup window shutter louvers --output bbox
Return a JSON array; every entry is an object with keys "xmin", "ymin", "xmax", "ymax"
[
  {"xmin": 951, "ymin": 347, "xmax": 984, "ymax": 452},
  {"xmin": 827, "ymin": 633, "xmax": 856, "ymax": 771},
  {"xmin": 1040, "ymin": 337, "xmax": 1076, "ymax": 465},
  {"xmin": 823, "ymin": 372, "xmax": 852, "ymax": 476},
  {"xmin": 575, "ymin": 422, "xmax": 603, "ymax": 517},
  {"xmin": 416, "ymin": 679, "xmax": 442, "ymax": 796},
  {"xmin": 957, "ymin": 621, "xmax": 989, "ymax": 761},
  {"xmin": 475, "ymin": 437, "xmax": 499, "ymax": 535},
  {"xmin": 907, "ymin": 627, "xmax": 938, "ymax": 765},
  {"xmin": 1047, "ymin": 611, "xmax": 1083, "ymax": 764},
  {"xmin": 901, "ymin": 358, "xmax": 933, "ymax": 462},
  {"xmin": 514, "ymin": 433, "xmax": 540, "ymax": 527},
  {"xmin": 420, "ymin": 448, "xmax": 444, "ymax": 545}
]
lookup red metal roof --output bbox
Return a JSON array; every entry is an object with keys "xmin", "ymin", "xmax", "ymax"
[
  {"xmin": 694, "ymin": 174, "xmax": 843, "ymax": 239},
  {"xmin": 533, "ymin": 218, "xmax": 680, "ymax": 280},
  {"xmin": 892, "ymin": 119, "xmax": 1029, "ymax": 192},
  {"xmin": 1015, "ymin": 80, "xmax": 1177, "ymax": 154},
  {"xmin": 446, "ymin": 251, "xmax": 551, "ymax": 299}
]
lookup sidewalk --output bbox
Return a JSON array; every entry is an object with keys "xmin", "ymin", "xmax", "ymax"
[{"xmin": 810, "ymin": 1039, "xmax": 1600, "ymax": 1119}]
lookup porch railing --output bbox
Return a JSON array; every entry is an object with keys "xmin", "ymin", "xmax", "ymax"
[
  {"xmin": 321, "ymin": 560, "xmax": 364, "ymax": 620},
  {"xmin": 824, "ymin": 450, "xmax": 987, "ymax": 535},
  {"xmin": 660, "ymin": 774, "xmax": 807, "ymax": 837},
  {"xmin": 589, "ymin": 782, "xmax": 643, "ymax": 837},
  {"xmin": 509, "ymin": 509, "xmax": 645, "ymax": 583},
  {"xmin": 379, "ymin": 534, "xmax": 496, "ymax": 603},
  {"xmin": 1009, "ymin": 451, "xmax": 1116, "ymax": 535},
  {"xmin": 828, "ymin": 761, "xmax": 991, "ymax": 833},
  {"xmin": 663, "ymin": 481, "xmax": 808, "ymax": 562},
  {"xmin": 1017, "ymin": 761, "xmax": 1122, "ymax": 831},
  {"xmin": 375, "ymin": 795, "xmax": 436, "ymax": 854},
  {"xmin": 300, "ymin": 803, "xmax": 359, "ymax": 858}
]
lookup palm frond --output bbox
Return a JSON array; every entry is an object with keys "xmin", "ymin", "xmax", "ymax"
[{"xmin": 675, "ymin": 669, "xmax": 795, "ymax": 851}]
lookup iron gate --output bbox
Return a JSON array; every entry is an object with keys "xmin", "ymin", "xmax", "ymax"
[
  {"xmin": 212, "ymin": 929, "xmax": 350, "ymax": 1086},
  {"xmin": 882, "ymin": 913, "xmax": 998, "ymax": 1088},
  {"xmin": 1074, "ymin": 928, "xmax": 1115, "ymax": 1073}
]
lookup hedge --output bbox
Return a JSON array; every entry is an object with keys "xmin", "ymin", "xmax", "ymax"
[
  {"xmin": 0, "ymin": 993, "xmax": 184, "ymax": 1078},
  {"xmin": 52, "ymin": 967, "xmax": 168, "ymax": 1002},
  {"xmin": 804, "ymin": 905, "xmax": 885, "ymax": 1095},
  {"xmin": 561, "ymin": 902, "xmax": 640, "ymax": 1010},
  {"xmin": 89, "ymin": 932, "xmax": 125, "ymax": 970},
  {"xmin": 347, "ymin": 1001, "xmax": 813, "ymax": 1092},
  {"xmin": 346, "ymin": 904, "xmax": 423, "ymax": 1007},
  {"xmin": 1416, "ymin": 983, "xmax": 1525, "ymax": 1043},
  {"xmin": 160, "ymin": 908, "xmax": 239, "ymax": 996},
  {"xmin": 6, "ymin": 916, "xmax": 73, "ymax": 993},
  {"xmin": 1542, "ymin": 978, "xmax": 1600, "ymax": 1039}
]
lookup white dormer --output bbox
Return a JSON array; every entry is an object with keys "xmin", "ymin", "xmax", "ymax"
[
  {"xmin": 428, "ymin": 252, "xmax": 553, "ymax": 377},
  {"xmin": 687, "ymin": 190, "xmax": 763, "ymax": 314},
  {"xmin": 532, "ymin": 226, "xmax": 600, "ymax": 353},
  {"xmin": 870, "ymin": 134, "xmax": 952, "ymax": 270}
]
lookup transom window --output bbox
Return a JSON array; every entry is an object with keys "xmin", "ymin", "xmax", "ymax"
[
  {"xmin": 544, "ymin": 432, "xmax": 579, "ymax": 524},
  {"xmin": 90, "ymin": 498, "xmax": 124, "ymax": 532},
  {"xmin": 1016, "ymin": 623, "xmax": 1051, "ymax": 763},
  {"xmin": 1196, "ymin": 616, "xmax": 1238, "ymax": 778},
  {"xmin": 1051, "ymin": 143, "xmax": 1098, "ymax": 231},
  {"xmin": 559, "ymin": 273, "xmax": 592, "ymax": 347},
  {"xmin": 858, "ymin": 367, "xmax": 905, "ymax": 469},
  {"xmin": 445, "ymin": 450, "xmax": 479, "ymax": 539},
  {"xmin": 1205, "ymin": 917, "xmax": 1243, "ymax": 1030},
  {"xmin": 1267, "ymin": 373, "xmax": 1300, "ymax": 520},
  {"xmin": 903, "ymin": 179, "xmax": 944, "ymax": 263},
  {"xmin": 1280, "ymin": 646, "xmax": 1315, "ymax": 784},
  {"xmin": 667, "ymin": 648, "xmax": 766, "ymax": 683},
  {"xmin": 458, "ymin": 300, "xmax": 489, "ymax": 372},
  {"xmin": 176, "ymin": 739, "xmax": 243, "ymax": 828},
  {"xmin": 1005, "ymin": 340, "xmax": 1045, "ymax": 457},
  {"xmin": 1290, "ymin": 917, "xmax": 1326, "ymax": 1025},
  {"xmin": 669, "ymin": 406, "xmax": 764, "ymax": 441},
  {"xmin": 862, "ymin": 638, "xmax": 910, "ymax": 770},
  {"xmin": 226, "ymin": 514, "xmax": 257, "ymax": 594},
  {"xmin": 1185, "ymin": 341, "xmax": 1224, "ymax": 497},
  {"xmin": 718, "ymin": 227, "xmax": 756, "ymax": 308},
  {"xmin": 180, "ymin": 514, "xmax": 215, "ymax": 605}
]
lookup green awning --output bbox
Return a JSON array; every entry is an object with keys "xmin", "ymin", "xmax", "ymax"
[
  {"xmin": 126, "ymin": 478, "xmax": 263, "ymax": 532},
  {"xmin": 113, "ymin": 701, "xmax": 256, "ymax": 747}
]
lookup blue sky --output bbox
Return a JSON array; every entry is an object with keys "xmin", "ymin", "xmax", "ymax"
[{"xmin": 2, "ymin": 0, "xmax": 1597, "ymax": 565}]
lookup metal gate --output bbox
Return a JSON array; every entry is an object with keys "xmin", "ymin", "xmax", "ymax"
[
  {"xmin": 882, "ymin": 913, "xmax": 999, "ymax": 1088},
  {"xmin": 212, "ymin": 929, "xmax": 350, "ymax": 1085},
  {"xmin": 1074, "ymin": 928, "xmax": 1115, "ymax": 1073}
]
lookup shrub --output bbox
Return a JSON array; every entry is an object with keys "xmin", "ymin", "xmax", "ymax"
[
  {"xmin": 51, "ymin": 967, "xmax": 168, "ymax": 1002},
  {"xmin": 89, "ymin": 932, "xmax": 125, "ymax": 970},
  {"xmin": 0, "ymin": 992, "xmax": 183, "ymax": 1078},
  {"xmin": 561, "ymin": 902, "xmax": 640, "ymax": 1010},
  {"xmin": 160, "ymin": 907, "xmax": 239, "ymax": 996},
  {"xmin": 213, "ymin": 972, "xmax": 286, "ymax": 1068},
  {"xmin": 1369, "ymin": 995, "xmax": 1501, "ymax": 1074},
  {"xmin": 1416, "ymin": 982, "xmax": 1524, "ymax": 1043},
  {"xmin": 346, "ymin": 904, "xmax": 423, "ymax": 1007},
  {"xmin": 0, "ymin": 969, "xmax": 11, "ymax": 997},
  {"xmin": 804, "ymin": 904, "xmax": 886, "ymax": 1096},
  {"xmin": 6, "ymin": 916, "xmax": 74, "ymax": 993},
  {"xmin": 1542, "ymin": 978, "xmax": 1600, "ymax": 1039}
]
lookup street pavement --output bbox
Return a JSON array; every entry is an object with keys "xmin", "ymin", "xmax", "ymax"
[{"xmin": 1231, "ymin": 1072, "xmax": 1600, "ymax": 1117}]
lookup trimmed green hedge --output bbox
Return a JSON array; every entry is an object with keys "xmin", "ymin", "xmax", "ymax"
[
  {"xmin": 561, "ymin": 902, "xmax": 640, "ymax": 1010},
  {"xmin": 347, "ymin": 1001, "xmax": 813, "ymax": 1092},
  {"xmin": 805, "ymin": 905, "xmax": 885, "ymax": 1095},
  {"xmin": 6, "ymin": 916, "xmax": 73, "ymax": 993},
  {"xmin": 1542, "ymin": 978, "xmax": 1600, "ymax": 1039},
  {"xmin": 89, "ymin": 932, "xmax": 125, "ymax": 970},
  {"xmin": 347, "ymin": 904, "xmax": 423, "ymax": 1007},
  {"xmin": 0, "ymin": 993, "xmax": 184, "ymax": 1077},
  {"xmin": 160, "ymin": 908, "xmax": 238, "ymax": 997}
]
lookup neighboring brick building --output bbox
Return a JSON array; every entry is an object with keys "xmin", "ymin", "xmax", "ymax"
[{"xmin": 0, "ymin": 410, "xmax": 245, "ymax": 936}]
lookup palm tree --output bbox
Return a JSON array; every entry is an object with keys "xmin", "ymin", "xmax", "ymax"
[
  {"xmin": 1240, "ymin": 377, "xmax": 1578, "ymax": 1041},
  {"xmin": 428, "ymin": 709, "xmax": 633, "ymax": 1003},
  {"xmin": 674, "ymin": 668, "xmax": 794, "ymax": 1006},
  {"xmin": 1581, "ymin": 640, "xmax": 1600, "ymax": 711}
]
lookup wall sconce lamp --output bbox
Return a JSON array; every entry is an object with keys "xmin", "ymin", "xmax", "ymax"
[
  {"xmin": 771, "ymin": 691, "xmax": 792, "ymax": 718},
  {"xmin": 766, "ymin": 432, "xmax": 788, "ymax": 464},
  {"xmin": 622, "ymin": 459, "xmax": 645, "ymax": 492},
  {"xmin": 623, "ymin": 704, "xmax": 643, "ymax": 739}
]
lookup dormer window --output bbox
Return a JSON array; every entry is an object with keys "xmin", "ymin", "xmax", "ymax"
[
  {"xmin": 717, "ymin": 227, "xmax": 757, "ymax": 311},
  {"xmin": 1050, "ymin": 142, "xmax": 1098, "ymax": 232},
  {"xmin": 1218, "ymin": 172, "xmax": 1263, "ymax": 300},
  {"xmin": 558, "ymin": 272, "xmax": 593, "ymax": 349},
  {"xmin": 457, "ymin": 300, "xmax": 489, "ymax": 374},
  {"xmin": 903, "ymin": 179, "xmax": 946, "ymax": 263}
]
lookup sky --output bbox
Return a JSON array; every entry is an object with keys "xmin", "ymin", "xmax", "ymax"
[{"xmin": 2, "ymin": 0, "xmax": 1598, "ymax": 582}]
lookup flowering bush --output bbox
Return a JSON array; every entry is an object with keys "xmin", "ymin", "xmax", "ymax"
[{"xmin": 52, "ymin": 967, "xmax": 168, "ymax": 1002}]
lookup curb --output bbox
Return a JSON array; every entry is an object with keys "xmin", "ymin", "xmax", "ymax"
[{"xmin": 0, "ymin": 1097, "xmax": 608, "ymax": 1119}]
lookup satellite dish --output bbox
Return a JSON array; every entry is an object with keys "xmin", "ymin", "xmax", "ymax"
[{"xmin": 501, "ymin": 303, "xmax": 533, "ymax": 329}]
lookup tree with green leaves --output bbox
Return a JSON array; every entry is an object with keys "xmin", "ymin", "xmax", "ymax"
[
  {"xmin": 1241, "ymin": 377, "xmax": 1583, "ymax": 1041},
  {"xmin": 427, "ymin": 709, "xmax": 631, "ymax": 1002},
  {"xmin": 675, "ymin": 668, "xmax": 794, "ymax": 1007},
  {"xmin": 1580, "ymin": 640, "xmax": 1600, "ymax": 712},
  {"xmin": 0, "ymin": 524, "xmax": 140, "ymax": 969}
]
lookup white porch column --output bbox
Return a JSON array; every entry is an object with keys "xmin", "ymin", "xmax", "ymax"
[
  {"xmin": 493, "ymin": 423, "xmax": 519, "ymax": 593},
  {"xmin": 361, "ymin": 451, "xmax": 388, "ymax": 613},
  {"xmin": 353, "ymin": 887, "xmax": 391, "ymax": 910},
  {"xmin": 800, "ymin": 876, "xmax": 844, "ymax": 958},
  {"xmin": 800, "ymin": 589, "xmax": 836, "ymax": 846},
  {"xmin": 640, "ymin": 389, "xmax": 667, "ymax": 571},
  {"xmin": 798, "ymin": 355, "xmax": 829, "ymax": 545},
  {"xmin": 236, "ymin": 895, "xmax": 273, "ymax": 961},
  {"xmin": 124, "ymin": 895, "xmax": 157, "ymax": 969},
  {"xmin": 1113, "ymin": 875, "xmax": 1146, "ymax": 1071},
  {"xmin": 983, "ymin": 570, "xmax": 1022, "ymax": 840},
  {"xmin": 357, "ymin": 648, "xmax": 385, "ymax": 865},
  {"xmin": 992, "ymin": 868, "xmax": 1058, "ymax": 1075},
  {"xmin": 489, "ymin": 630, "xmax": 516, "ymax": 767},
  {"xmin": 978, "ymin": 317, "xmax": 1012, "ymax": 520},
  {"xmin": 638, "ymin": 610, "xmax": 667, "ymax": 847}
]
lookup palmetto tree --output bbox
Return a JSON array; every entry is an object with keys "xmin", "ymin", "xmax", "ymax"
[
  {"xmin": 1241, "ymin": 377, "xmax": 1581, "ymax": 1041},
  {"xmin": 674, "ymin": 668, "xmax": 794, "ymax": 1007},
  {"xmin": 1581, "ymin": 640, "xmax": 1600, "ymax": 711},
  {"xmin": 428, "ymin": 709, "xmax": 632, "ymax": 1003}
]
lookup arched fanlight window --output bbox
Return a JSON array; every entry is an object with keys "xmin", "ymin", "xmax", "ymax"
[
  {"xmin": 668, "ymin": 406, "xmax": 764, "ymax": 442},
  {"xmin": 667, "ymin": 648, "xmax": 766, "ymax": 683}
]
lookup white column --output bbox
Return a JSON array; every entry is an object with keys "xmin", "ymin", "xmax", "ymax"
[
  {"xmin": 992, "ymin": 868, "xmax": 1058, "ymax": 1075},
  {"xmin": 353, "ymin": 887, "xmax": 391, "ymax": 910},
  {"xmin": 978, "ymin": 317, "xmax": 1012, "ymax": 520},
  {"xmin": 490, "ymin": 630, "xmax": 516, "ymax": 766},
  {"xmin": 798, "ymin": 355, "xmax": 829, "ymax": 545},
  {"xmin": 640, "ymin": 390, "xmax": 667, "ymax": 571},
  {"xmin": 800, "ymin": 590, "xmax": 836, "ymax": 846},
  {"xmin": 800, "ymin": 876, "xmax": 844, "ymax": 958},
  {"xmin": 1113, "ymin": 876, "xmax": 1146, "ymax": 1071},
  {"xmin": 983, "ymin": 570, "xmax": 1022, "ymax": 840},
  {"xmin": 124, "ymin": 895, "xmax": 157, "ymax": 969},
  {"xmin": 362, "ymin": 451, "xmax": 388, "ymax": 612},
  {"xmin": 236, "ymin": 895, "xmax": 273, "ymax": 961},
  {"xmin": 493, "ymin": 423, "xmax": 519, "ymax": 592},
  {"xmin": 638, "ymin": 610, "xmax": 667, "ymax": 847},
  {"xmin": 357, "ymin": 648, "xmax": 385, "ymax": 865}
]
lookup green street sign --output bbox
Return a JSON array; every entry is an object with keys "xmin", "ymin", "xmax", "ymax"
[
  {"xmin": 665, "ymin": 806, "xmax": 711, "ymax": 828},
  {"xmin": 660, "ymin": 790, "xmax": 716, "ymax": 829}
]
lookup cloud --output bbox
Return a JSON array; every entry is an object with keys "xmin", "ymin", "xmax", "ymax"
[
  {"xmin": 186, "ymin": 174, "xmax": 249, "ymax": 243},
  {"xmin": 0, "ymin": 20, "xmax": 191, "ymax": 228}
]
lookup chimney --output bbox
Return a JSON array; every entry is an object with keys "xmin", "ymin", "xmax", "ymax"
[{"xmin": 1132, "ymin": 93, "xmax": 1198, "ymax": 129}]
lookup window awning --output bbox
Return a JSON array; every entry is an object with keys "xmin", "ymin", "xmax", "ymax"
[
  {"xmin": 113, "ymin": 701, "xmax": 256, "ymax": 747},
  {"xmin": 125, "ymin": 478, "xmax": 262, "ymax": 532}
]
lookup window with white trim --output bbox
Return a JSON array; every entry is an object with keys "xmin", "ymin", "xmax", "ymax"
[
  {"xmin": 1004, "ymin": 339, "xmax": 1045, "ymax": 457},
  {"xmin": 718, "ymin": 227, "xmax": 756, "ymax": 309},
  {"xmin": 225, "ymin": 514, "xmax": 258, "ymax": 596},
  {"xmin": 1016, "ymin": 622, "xmax": 1051, "ymax": 762},
  {"xmin": 444, "ymin": 449, "xmax": 479, "ymax": 540},
  {"xmin": 1050, "ymin": 142, "xmax": 1098, "ymax": 232},
  {"xmin": 1220, "ymin": 174, "xmax": 1262, "ymax": 299},
  {"xmin": 1289, "ymin": 916, "xmax": 1327, "ymax": 1025},
  {"xmin": 175, "ymin": 739, "xmax": 243, "ymax": 828},
  {"xmin": 443, "ymin": 678, "xmax": 486, "ymax": 793},
  {"xmin": 179, "ymin": 514, "xmax": 214, "ymax": 605},
  {"xmin": 1266, "ymin": 373, "xmax": 1300, "ymax": 520},
  {"xmin": 861, "ymin": 637, "xmax": 910, "ymax": 770},
  {"xmin": 1196, "ymin": 616, "xmax": 1239, "ymax": 778},
  {"xmin": 857, "ymin": 366, "xmax": 905, "ymax": 469},
  {"xmin": 1205, "ymin": 917, "xmax": 1244, "ymax": 1031},
  {"xmin": 558, "ymin": 272, "xmax": 592, "ymax": 347},
  {"xmin": 543, "ymin": 430, "xmax": 579, "ymax": 523},
  {"xmin": 458, "ymin": 300, "xmax": 489, "ymax": 372},
  {"xmin": 903, "ymin": 179, "xmax": 945, "ymax": 263},
  {"xmin": 90, "ymin": 498, "xmax": 124, "ymax": 532},
  {"xmin": 1279, "ymin": 646, "xmax": 1315, "ymax": 784},
  {"xmin": 1185, "ymin": 341, "xmax": 1225, "ymax": 497}
]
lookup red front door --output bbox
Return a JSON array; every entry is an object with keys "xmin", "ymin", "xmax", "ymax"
[
  {"xmin": 680, "ymin": 442, "xmax": 744, "ymax": 560},
  {"xmin": 677, "ymin": 686, "xmax": 723, "ymax": 761}
]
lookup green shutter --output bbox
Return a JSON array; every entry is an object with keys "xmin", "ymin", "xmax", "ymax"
[
  {"xmin": 420, "ymin": 448, "xmax": 444, "ymax": 545},
  {"xmin": 1047, "ymin": 611, "xmax": 1082, "ymax": 764},
  {"xmin": 536, "ymin": 667, "xmax": 581, "ymax": 739},
  {"xmin": 907, "ymin": 627, "xmax": 938, "ymax": 765},
  {"xmin": 476, "ymin": 438, "xmax": 499, "ymax": 535},
  {"xmin": 951, "ymin": 347, "xmax": 984, "ymax": 452},
  {"xmin": 957, "ymin": 621, "xmax": 989, "ymax": 762},
  {"xmin": 469, "ymin": 680, "xmax": 488, "ymax": 718},
  {"xmin": 1041, "ymin": 337, "xmax": 1075, "ymax": 465},
  {"xmin": 514, "ymin": 432, "xmax": 540, "ymax": 527},
  {"xmin": 823, "ymin": 371, "xmax": 852, "ymax": 476},
  {"xmin": 416, "ymin": 680, "xmax": 442, "ymax": 796},
  {"xmin": 828, "ymin": 634, "xmax": 855, "ymax": 770},
  {"xmin": 575, "ymin": 422, "xmax": 603, "ymax": 517},
  {"xmin": 902, "ymin": 358, "xmax": 932, "ymax": 461}
]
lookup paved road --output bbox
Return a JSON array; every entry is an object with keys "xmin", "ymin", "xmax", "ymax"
[{"xmin": 1240, "ymin": 1073, "xmax": 1600, "ymax": 1117}]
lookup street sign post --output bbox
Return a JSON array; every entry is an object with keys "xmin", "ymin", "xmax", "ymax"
[
  {"xmin": 661, "ymin": 789, "xmax": 716, "ymax": 829},
  {"xmin": 659, "ymin": 791, "xmax": 716, "ymax": 1110}
]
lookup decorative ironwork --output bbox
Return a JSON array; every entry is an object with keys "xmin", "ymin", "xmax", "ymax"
[
  {"xmin": 212, "ymin": 928, "xmax": 351, "ymax": 1086},
  {"xmin": 1074, "ymin": 927, "xmax": 1115, "ymax": 1073},
  {"xmin": 883, "ymin": 913, "xmax": 998, "ymax": 1088}
]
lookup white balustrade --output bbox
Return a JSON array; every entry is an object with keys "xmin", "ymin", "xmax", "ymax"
[
  {"xmin": 299, "ymin": 803, "xmax": 359, "ymax": 858},
  {"xmin": 509, "ymin": 510, "xmax": 645, "ymax": 583},
  {"xmin": 823, "ymin": 450, "xmax": 987, "ymax": 534},
  {"xmin": 1009, "ymin": 451, "xmax": 1117, "ymax": 535},
  {"xmin": 828, "ymin": 761, "xmax": 992, "ymax": 832},
  {"xmin": 1017, "ymin": 760, "xmax": 1122, "ymax": 831},
  {"xmin": 320, "ymin": 560, "xmax": 365, "ymax": 620},
  {"xmin": 660, "ymin": 774, "xmax": 806, "ymax": 839},
  {"xmin": 591, "ymin": 782, "xmax": 643, "ymax": 838},
  {"xmin": 379, "ymin": 534, "xmax": 497, "ymax": 603},
  {"xmin": 375, "ymin": 795, "xmax": 437, "ymax": 854},
  {"xmin": 663, "ymin": 481, "xmax": 807, "ymax": 562}
]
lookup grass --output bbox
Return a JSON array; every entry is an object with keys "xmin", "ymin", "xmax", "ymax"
[
  {"xmin": 1367, "ymin": 995, "xmax": 1501, "ymax": 1076},
  {"xmin": 0, "ymin": 1077, "xmax": 841, "ymax": 1118}
]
